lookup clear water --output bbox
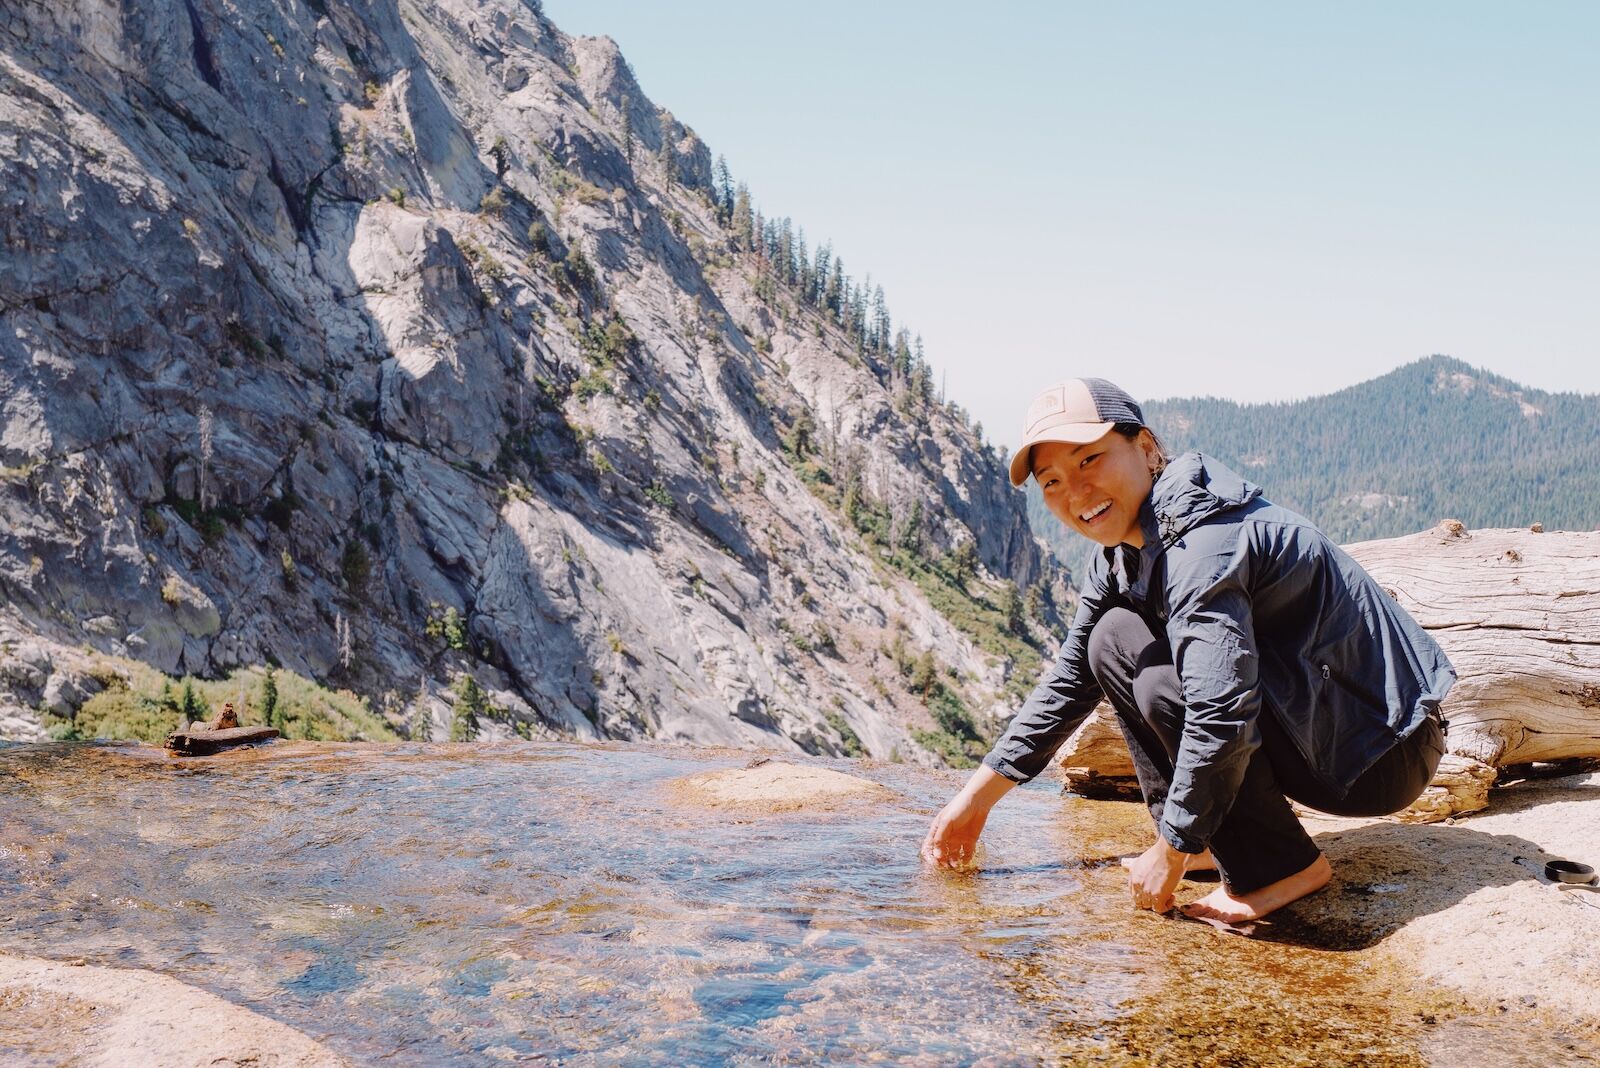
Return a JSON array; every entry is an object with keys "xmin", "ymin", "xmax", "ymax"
[{"xmin": 0, "ymin": 740, "xmax": 1587, "ymax": 1065}]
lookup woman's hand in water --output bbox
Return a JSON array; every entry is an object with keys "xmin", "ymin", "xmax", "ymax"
[
  {"xmin": 1126, "ymin": 838, "xmax": 1188, "ymax": 912},
  {"xmin": 921, "ymin": 765, "xmax": 1016, "ymax": 869},
  {"xmin": 921, "ymin": 792, "xmax": 990, "ymax": 868}
]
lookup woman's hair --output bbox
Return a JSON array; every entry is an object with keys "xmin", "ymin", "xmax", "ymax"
[{"xmin": 1112, "ymin": 421, "xmax": 1171, "ymax": 462}]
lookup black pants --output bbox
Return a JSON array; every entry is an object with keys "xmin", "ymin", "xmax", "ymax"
[{"xmin": 1087, "ymin": 607, "xmax": 1445, "ymax": 895}]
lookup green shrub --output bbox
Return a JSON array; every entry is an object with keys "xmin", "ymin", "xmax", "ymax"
[
  {"xmin": 912, "ymin": 729, "xmax": 981, "ymax": 769},
  {"xmin": 479, "ymin": 185, "xmax": 509, "ymax": 216},
  {"xmin": 644, "ymin": 480, "xmax": 673, "ymax": 509},
  {"xmin": 823, "ymin": 708, "xmax": 864, "ymax": 758},
  {"xmin": 425, "ymin": 604, "xmax": 469, "ymax": 651}
]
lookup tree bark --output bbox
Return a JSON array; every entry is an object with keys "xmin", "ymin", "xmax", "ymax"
[{"xmin": 1055, "ymin": 523, "xmax": 1600, "ymax": 821}]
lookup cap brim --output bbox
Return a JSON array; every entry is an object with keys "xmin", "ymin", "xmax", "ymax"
[{"xmin": 1007, "ymin": 422, "xmax": 1117, "ymax": 486}]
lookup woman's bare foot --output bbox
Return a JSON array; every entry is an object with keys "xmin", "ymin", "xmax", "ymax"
[{"xmin": 1180, "ymin": 854, "xmax": 1332, "ymax": 924}]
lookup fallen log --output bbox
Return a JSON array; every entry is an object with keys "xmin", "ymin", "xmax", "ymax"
[
  {"xmin": 164, "ymin": 724, "xmax": 280, "ymax": 756},
  {"xmin": 1055, "ymin": 523, "xmax": 1600, "ymax": 822}
]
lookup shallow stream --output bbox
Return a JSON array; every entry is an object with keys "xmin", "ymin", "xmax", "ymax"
[{"xmin": 0, "ymin": 741, "xmax": 1586, "ymax": 1064}]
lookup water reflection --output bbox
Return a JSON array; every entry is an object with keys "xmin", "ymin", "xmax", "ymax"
[{"xmin": 0, "ymin": 741, "xmax": 1582, "ymax": 1064}]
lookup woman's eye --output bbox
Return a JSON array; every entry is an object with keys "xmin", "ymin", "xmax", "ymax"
[{"xmin": 1080, "ymin": 454, "xmax": 1098, "ymax": 468}]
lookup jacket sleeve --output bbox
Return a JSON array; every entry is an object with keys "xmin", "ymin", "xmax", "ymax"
[
  {"xmin": 982, "ymin": 560, "xmax": 1113, "ymax": 784},
  {"xmin": 1158, "ymin": 548, "xmax": 1263, "ymax": 853}
]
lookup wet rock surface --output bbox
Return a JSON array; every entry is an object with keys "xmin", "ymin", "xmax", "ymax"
[
  {"xmin": 0, "ymin": 740, "xmax": 1594, "ymax": 1064},
  {"xmin": 0, "ymin": 954, "xmax": 349, "ymax": 1067}
]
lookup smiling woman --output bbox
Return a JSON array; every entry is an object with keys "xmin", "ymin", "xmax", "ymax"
[{"xmin": 922, "ymin": 378, "xmax": 1457, "ymax": 926}]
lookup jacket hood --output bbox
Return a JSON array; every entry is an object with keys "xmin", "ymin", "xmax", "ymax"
[
  {"xmin": 1139, "ymin": 451, "xmax": 1262, "ymax": 550},
  {"xmin": 1096, "ymin": 452, "xmax": 1263, "ymax": 596},
  {"xmin": 1100, "ymin": 452, "xmax": 1262, "ymax": 597}
]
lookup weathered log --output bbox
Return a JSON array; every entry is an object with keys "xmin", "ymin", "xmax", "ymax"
[
  {"xmin": 1055, "ymin": 523, "xmax": 1600, "ymax": 821},
  {"xmin": 164, "ymin": 725, "xmax": 280, "ymax": 755},
  {"xmin": 1345, "ymin": 522, "xmax": 1600, "ymax": 769}
]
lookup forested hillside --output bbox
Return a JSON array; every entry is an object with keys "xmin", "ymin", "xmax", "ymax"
[{"xmin": 1029, "ymin": 356, "xmax": 1600, "ymax": 581}]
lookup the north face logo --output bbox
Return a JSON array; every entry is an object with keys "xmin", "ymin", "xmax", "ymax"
[{"xmin": 1026, "ymin": 387, "xmax": 1065, "ymax": 430}]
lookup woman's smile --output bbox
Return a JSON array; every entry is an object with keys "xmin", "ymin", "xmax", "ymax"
[{"xmin": 1031, "ymin": 433, "xmax": 1161, "ymax": 549}]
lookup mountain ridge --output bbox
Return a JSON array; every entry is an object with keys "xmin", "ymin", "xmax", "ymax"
[
  {"xmin": 1028, "ymin": 355, "xmax": 1600, "ymax": 577},
  {"xmin": 0, "ymin": 0, "xmax": 1062, "ymax": 760}
]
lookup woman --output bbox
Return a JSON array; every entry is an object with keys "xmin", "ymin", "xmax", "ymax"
[{"xmin": 921, "ymin": 378, "xmax": 1454, "ymax": 923}]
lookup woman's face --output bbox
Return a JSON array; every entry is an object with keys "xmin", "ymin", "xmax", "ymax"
[{"xmin": 1031, "ymin": 431, "xmax": 1160, "ymax": 548}]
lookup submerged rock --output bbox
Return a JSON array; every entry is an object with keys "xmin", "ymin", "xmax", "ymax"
[
  {"xmin": 670, "ymin": 759, "xmax": 895, "ymax": 813},
  {"xmin": 0, "ymin": 954, "xmax": 348, "ymax": 1067}
]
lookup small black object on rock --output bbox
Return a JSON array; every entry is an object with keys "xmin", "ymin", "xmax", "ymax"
[{"xmin": 1544, "ymin": 859, "xmax": 1596, "ymax": 885}]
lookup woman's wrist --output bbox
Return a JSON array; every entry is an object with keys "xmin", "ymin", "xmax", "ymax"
[{"xmin": 958, "ymin": 764, "xmax": 1016, "ymax": 808}]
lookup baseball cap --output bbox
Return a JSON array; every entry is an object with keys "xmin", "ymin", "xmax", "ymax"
[{"xmin": 1007, "ymin": 378, "xmax": 1146, "ymax": 487}]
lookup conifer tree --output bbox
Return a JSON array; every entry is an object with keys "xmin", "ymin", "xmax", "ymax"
[
  {"xmin": 777, "ymin": 218, "xmax": 793, "ymax": 286},
  {"xmin": 795, "ymin": 227, "xmax": 809, "ymax": 300},
  {"xmin": 871, "ymin": 286, "xmax": 890, "ymax": 354},
  {"xmin": 949, "ymin": 541, "xmax": 978, "ymax": 590},
  {"xmin": 713, "ymin": 155, "xmax": 733, "ymax": 222},
  {"xmin": 826, "ymin": 257, "xmax": 844, "ymax": 318},
  {"xmin": 261, "ymin": 668, "xmax": 280, "ymax": 731},
  {"xmin": 893, "ymin": 328, "xmax": 913, "ymax": 379},
  {"xmin": 911, "ymin": 650, "xmax": 938, "ymax": 701},
  {"xmin": 180, "ymin": 680, "xmax": 204, "ymax": 724},
  {"xmin": 852, "ymin": 282, "xmax": 870, "ymax": 348},
  {"xmin": 999, "ymin": 582, "xmax": 1025, "ymax": 636},
  {"xmin": 731, "ymin": 185, "xmax": 752, "ymax": 248},
  {"xmin": 657, "ymin": 138, "xmax": 675, "ymax": 187},
  {"xmin": 899, "ymin": 497, "xmax": 923, "ymax": 551},
  {"xmin": 450, "ymin": 675, "xmax": 483, "ymax": 742}
]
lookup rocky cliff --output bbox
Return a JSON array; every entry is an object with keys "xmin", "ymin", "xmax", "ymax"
[{"xmin": 0, "ymin": 0, "xmax": 1062, "ymax": 757}]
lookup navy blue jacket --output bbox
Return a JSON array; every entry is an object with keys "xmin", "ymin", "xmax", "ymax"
[{"xmin": 984, "ymin": 452, "xmax": 1456, "ymax": 853}]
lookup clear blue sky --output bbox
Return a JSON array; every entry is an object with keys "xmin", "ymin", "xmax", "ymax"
[{"xmin": 541, "ymin": 1, "xmax": 1598, "ymax": 450}]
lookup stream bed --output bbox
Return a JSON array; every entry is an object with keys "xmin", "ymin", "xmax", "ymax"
[{"xmin": 0, "ymin": 740, "xmax": 1588, "ymax": 1065}]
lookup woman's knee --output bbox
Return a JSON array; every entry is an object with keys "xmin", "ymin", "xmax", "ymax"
[{"xmin": 1086, "ymin": 606, "xmax": 1149, "ymax": 684}]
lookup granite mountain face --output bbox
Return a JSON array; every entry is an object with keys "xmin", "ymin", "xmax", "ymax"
[{"xmin": 0, "ymin": 0, "xmax": 1062, "ymax": 754}]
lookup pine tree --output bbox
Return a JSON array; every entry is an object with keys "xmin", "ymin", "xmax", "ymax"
[
  {"xmin": 910, "ymin": 651, "xmax": 938, "ymax": 701},
  {"xmin": 826, "ymin": 257, "xmax": 843, "ymax": 318},
  {"xmin": 657, "ymin": 137, "xmax": 675, "ymax": 187},
  {"xmin": 893, "ymin": 328, "xmax": 912, "ymax": 379},
  {"xmin": 261, "ymin": 668, "xmax": 280, "ymax": 731},
  {"xmin": 713, "ymin": 155, "xmax": 733, "ymax": 222},
  {"xmin": 795, "ymin": 227, "xmax": 810, "ymax": 301},
  {"xmin": 949, "ymin": 541, "xmax": 978, "ymax": 589},
  {"xmin": 999, "ymin": 582, "xmax": 1025, "ymax": 636},
  {"xmin": 731, "ymin": 184, "xmax": 753, "ymax": 248},
  {"xmin": 621, "ymin": 95, "xmax": 634, "ymax": 162},
  {"xmin": 871, "ymin": 286, "xmax": 890, "ymax": 354},
  {"xmin": 777, "ymin": 218, "xmax": 793, "ymax": 286},
  {"xmin": 899, "ymin": 497, "xmax": 923, "ymax": 551},
  {"xmin": 813, "ymin": 243, "xmax": 831, "ymax": 302},
  {"xmin": 180, "ymin": 679, "xmax": 204, "ymax": 724},
  {"xmin": 450, "ymin": 675, "xmax": 483, "ymax": 742}
]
